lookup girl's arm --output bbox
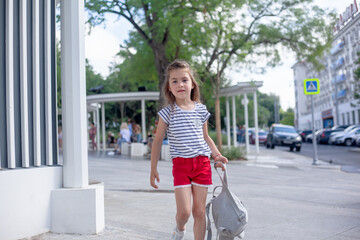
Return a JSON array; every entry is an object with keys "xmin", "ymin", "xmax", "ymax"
[
  {"xmin": 203, "ymin": 121, "xmax": 228, "ymax": 170},
  {"xmin": 150, "ymin": 117, "xmax": 167, "ymax": 189}
]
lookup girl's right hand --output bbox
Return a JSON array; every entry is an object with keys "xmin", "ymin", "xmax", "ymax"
[{"xmin": 150, "ymin": 169, "xmax": 160, "ymax": 189}]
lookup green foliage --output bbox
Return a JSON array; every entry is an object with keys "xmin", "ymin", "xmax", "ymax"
[
  {"xmin": 222, "ymin": 146, "xmax": 246, "ymax": 161},
  {"xmin": 209, "ymin": 131, "xmax": 228, "ymax": 146},
  {"xmin": 86, "ymin": 59, "xmax": 104, "ymax": 94},
  {"xmin": 83, "ymin": 0, "xmax": 334, "ymax": 139},
  {"xmin": 280, "ymin": 108, "xmax": 295, "ymax": 126}
]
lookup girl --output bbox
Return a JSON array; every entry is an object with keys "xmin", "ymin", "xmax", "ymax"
[{"xmin": 150, "ymin": 59, "xmax": 228, "ymax": 240}]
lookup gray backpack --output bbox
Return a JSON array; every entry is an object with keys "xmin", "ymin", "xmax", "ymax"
[{"xmin": 206, "ymin": 165, "xmax": 248, "ymax": 240}]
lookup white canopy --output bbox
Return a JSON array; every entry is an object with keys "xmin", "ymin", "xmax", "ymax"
[{"xmin": 220, "ymin": 81, "xmax": 263, "ymax": 154}]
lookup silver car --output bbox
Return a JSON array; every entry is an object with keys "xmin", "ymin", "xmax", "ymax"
[
  {"xmin": 333, "ymin": 127, "xmax": 360, "ymax": 146},
  {"xmin": 329, "ymin": 125, "xmax": 360, "ymax": 144}
]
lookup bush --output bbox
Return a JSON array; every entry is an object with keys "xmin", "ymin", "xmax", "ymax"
[
  {"xmin": 222, "ymin": 146, "xmax": 246, "ymax": 161},
  {"xmin": 209, "ymin": 131, "xmax": 228, "ymax": 145}
]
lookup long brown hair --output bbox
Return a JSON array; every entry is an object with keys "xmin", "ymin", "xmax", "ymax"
[{"xmin": 163, "ymin": 59, "xmax": 201, "ymax": 108}]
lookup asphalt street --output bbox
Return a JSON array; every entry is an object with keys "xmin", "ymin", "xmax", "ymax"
[{"xmin": 269, "ymin": 142, "xmax": 360, "ymax": 173}]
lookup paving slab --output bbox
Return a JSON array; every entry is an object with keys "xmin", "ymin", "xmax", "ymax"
[{"xmin": 31, "ymin": 146, "xmax": 360, "ymax": 240}]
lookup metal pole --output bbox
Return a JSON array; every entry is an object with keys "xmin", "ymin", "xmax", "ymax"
[
  {"xmin": 254, "ymin": 91, "xmax": 259, "ymax": 154},
  {"xmin": 311, "ymin": 95, "xmax": 318, "ymax": 165}
]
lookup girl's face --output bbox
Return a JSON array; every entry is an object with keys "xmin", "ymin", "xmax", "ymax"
[{"xmin": 168, "ymin": 68, "xmax": 194, "ymax": 102}]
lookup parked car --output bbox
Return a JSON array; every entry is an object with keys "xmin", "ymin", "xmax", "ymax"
[
  {"xmin": 250, "ymin": 130, "xmax": 268, "ymax": 145},
  {"xmin": 356, "ymin": 135, "xmax": 360, "ymax": 147},
  {"xmin": 305, "ymin": 129, "xmax": 321, "ymax": 143},
  {"xmin": 317, "ymin": 129, "xmax": 343, "ymax": 144},
  {"xmin": 329, "ymin": 125, "xmax": 360, "ymax": 144},
  {"xmin": 266, "ymin": 124, "xmax": 302, "ymax": 151},
  {"xmin": 299, "ymin": 130, "xmax": 312, "ymax": 142},
  {"xmin": 333, "ymin": 127, "xmax": 360, "ymax": 146},
  {"xmin": 331, "ymin": 125, "xmax": 351, "ymax": 131}
]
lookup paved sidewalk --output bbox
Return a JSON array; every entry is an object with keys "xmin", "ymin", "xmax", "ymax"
[{"xmin": 34, "ymin": 146, "xmax": 360, "ymax": 240}]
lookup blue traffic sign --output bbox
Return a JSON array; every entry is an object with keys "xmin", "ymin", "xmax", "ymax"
[{"xmin": 304, "ymin": 79, "xmax": 320, "ymax": 95}]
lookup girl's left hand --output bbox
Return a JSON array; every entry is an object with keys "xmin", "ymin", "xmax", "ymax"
[{"xmin": 214, "ymin": 155, "xmax": 228, "ymax": 171}]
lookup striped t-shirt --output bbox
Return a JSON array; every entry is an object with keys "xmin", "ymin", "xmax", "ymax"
[{"xmin": 158, "ymin": 102, "xmax": 211, "ymax": 160}]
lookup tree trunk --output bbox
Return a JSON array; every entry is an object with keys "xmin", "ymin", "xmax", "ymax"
[{"xmin": 151, "ymin": 42, "xmax": 170, "ymax": 110}]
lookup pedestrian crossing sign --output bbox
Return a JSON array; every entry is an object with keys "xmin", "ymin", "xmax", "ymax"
[{"xmin": 304, "ymin": 79, "xmax": 320, "ymax": 95}]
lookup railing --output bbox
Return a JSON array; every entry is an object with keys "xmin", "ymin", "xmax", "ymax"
[
  {"xmin": 331, "ymin": 57, "xmax": 345, "ymax": 70},
  {"xmin": 332, "ymin": 89, "xmax": 347, "ymax": 99},
  {"xmin": 331, "ymin": 73, "xmax": 346, "ymax": 84},
  {"xmin": 330, "ymin": 41, "xmax": 344, "ymax": 55}
]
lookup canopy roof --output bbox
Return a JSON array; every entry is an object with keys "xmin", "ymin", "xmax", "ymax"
[
  {"xmin": 86, "ymin": 92, "xmax": 160, "ymax": 104},
  {"xmin": 220, "ymin": 81, "xmax": 263, "ymax": 97}
]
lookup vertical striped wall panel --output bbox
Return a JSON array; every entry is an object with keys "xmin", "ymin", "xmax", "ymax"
[
  {"xmin": 0, "ymin": 0, "xmax": 7, "ymax": 169},
  {"xmin": 0, "ymin": 0, "xmax": 58, "ymax": 170}
]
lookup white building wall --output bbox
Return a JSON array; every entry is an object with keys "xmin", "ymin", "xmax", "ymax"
[
  {"xmin": 0, "ymin": 167, "xmax": 62, "ymax": 240},
  {"xmin": 293, "ymin": 3, "xmax": 360, "ymax": 129}
]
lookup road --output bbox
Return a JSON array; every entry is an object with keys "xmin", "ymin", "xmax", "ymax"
[{"xmin": 270, "ymin": 142, "xmax": 360, "ymax": 173}]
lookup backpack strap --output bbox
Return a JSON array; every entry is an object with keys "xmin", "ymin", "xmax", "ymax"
[
  {"xmin": 215, "ymin": 166, "xmax": 245, "ymax": 222},
  {"xmin": 206, "ymin": 198, "xmax": 214, "ymax": 240}
]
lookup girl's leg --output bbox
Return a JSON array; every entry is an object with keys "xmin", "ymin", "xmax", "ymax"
[
  {"xmin": 174, "ymin": 187, "xmax": 192, "ymax": 231},
  {"xmin": 192, "ymin": 185, "xmax": 208, "ymax": 240}
]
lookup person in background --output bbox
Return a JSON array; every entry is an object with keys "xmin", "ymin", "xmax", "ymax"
[
  {"xmin": 131, "ymin": 124, "xmax": 142, "ymax": 143},
  {"xmin": 147, "ymin": 125, "xmax": 155, "ymax": 150},
  {"xmin": 115, "ymin": 122, "xmax": 131, "ymax": 153},
  {"xmin": 89, "ymin": 122, "xmax": 97, "ymax": 151},
  {"xmin": 58, "ymin": 126, "xmax": 63, "ymax": 151},
  {"xmin": 107, "ymin": 131, "xmax": 115, "ymax": 148},
  {"xmin": 128, "ymin": 118, "xmax": 133, "ymax": 138}
]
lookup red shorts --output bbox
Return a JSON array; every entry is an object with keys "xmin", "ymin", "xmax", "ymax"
[{"xmin": 172, "ymin": 155, "xmax": 212, "ymax": 188}]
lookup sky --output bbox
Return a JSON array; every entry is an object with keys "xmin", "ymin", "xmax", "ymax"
[{"xmin": 83, "ymin": 0, "xmax": 347, "ymax": 110}]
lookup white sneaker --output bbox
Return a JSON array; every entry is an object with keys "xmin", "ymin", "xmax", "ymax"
[{"xmin": 171, "ymin": 227, "xmax": 185, "ymax": 240}]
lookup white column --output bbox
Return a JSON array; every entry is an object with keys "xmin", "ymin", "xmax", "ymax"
[
  {"xmin": 33, "ymin": 0, "xmax": 41, "ymax": 167},
  {"xmin": 254, "ymin": 91, "xmax": 259, "ymax": 154},
  {"xmin": 91, "ymin": 111, "xmax": 96, "ymax": 149},
  {"xmin": 45, "ymin": 0, "xmax": 53, "ymax": 165},
  {"xmin": 141, "ymin": 99, "xmax": 146, "ymax": 141},
  {"xmin": 20, "ymin": 0, "xmax": 29, "ymax": 168},
  {"xmin": 243, "ymin": 94, "xmax": 250, "ymax": 154},
  {"xmin": 101, "ymin": 103, "xmax": 106, "ymax": 150},
  {"xmin": 232, "ymin": 96, "xmax": 237, "ymax": 147},
  {"xmin": 61, "ymin": 0, "xmax": 88, "ymax": 188},
  {"xmin": 96, "ymin": 107, "xmax": 100, "ymax": 150},
  {"xmin": 226, "ymin": 97, "xmax": 231, "ymax": 148},
  {"xmin": 6, "ymin": 0, "xmax": 16, "ymax": 169}
]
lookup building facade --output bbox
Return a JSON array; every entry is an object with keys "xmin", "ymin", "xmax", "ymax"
[{"xmin": 293, "ymin": 1, "xmax": 360, "ymax": 130}]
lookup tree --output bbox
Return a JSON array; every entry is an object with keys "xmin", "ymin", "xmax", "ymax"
[
  {"xmin": 353, "ymin": 53, "xmax": 360, "ymax": 104},
  {"xmin": 187, "ymin": 0, "xmax": 335, "ymax": 149},
  {"xmin": 86, "ymin": 0, "xmax": 335, "ymax": 149},
  {"xmin": 280, "ymin": 107, "xmax": 294, "ymax": 126},
  {"xmin": 85, "ymin": 0, "xmax": 218, "ymax": 107},
  {"xmin": 86, "ymin": 59, "xmax": 105, "ymax": 95}
]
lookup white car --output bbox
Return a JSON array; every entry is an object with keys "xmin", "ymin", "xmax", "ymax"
[
  {"xmin": 305, "ymin": 130, "xmax": 321, "ymax": 143},
  {"xmin": 329, "ymin": 125, "xmax": 360, "ymax": 144},
  {"xmin": 333, "ymin": 127, "xmax": 360, "ymax": 146}
]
